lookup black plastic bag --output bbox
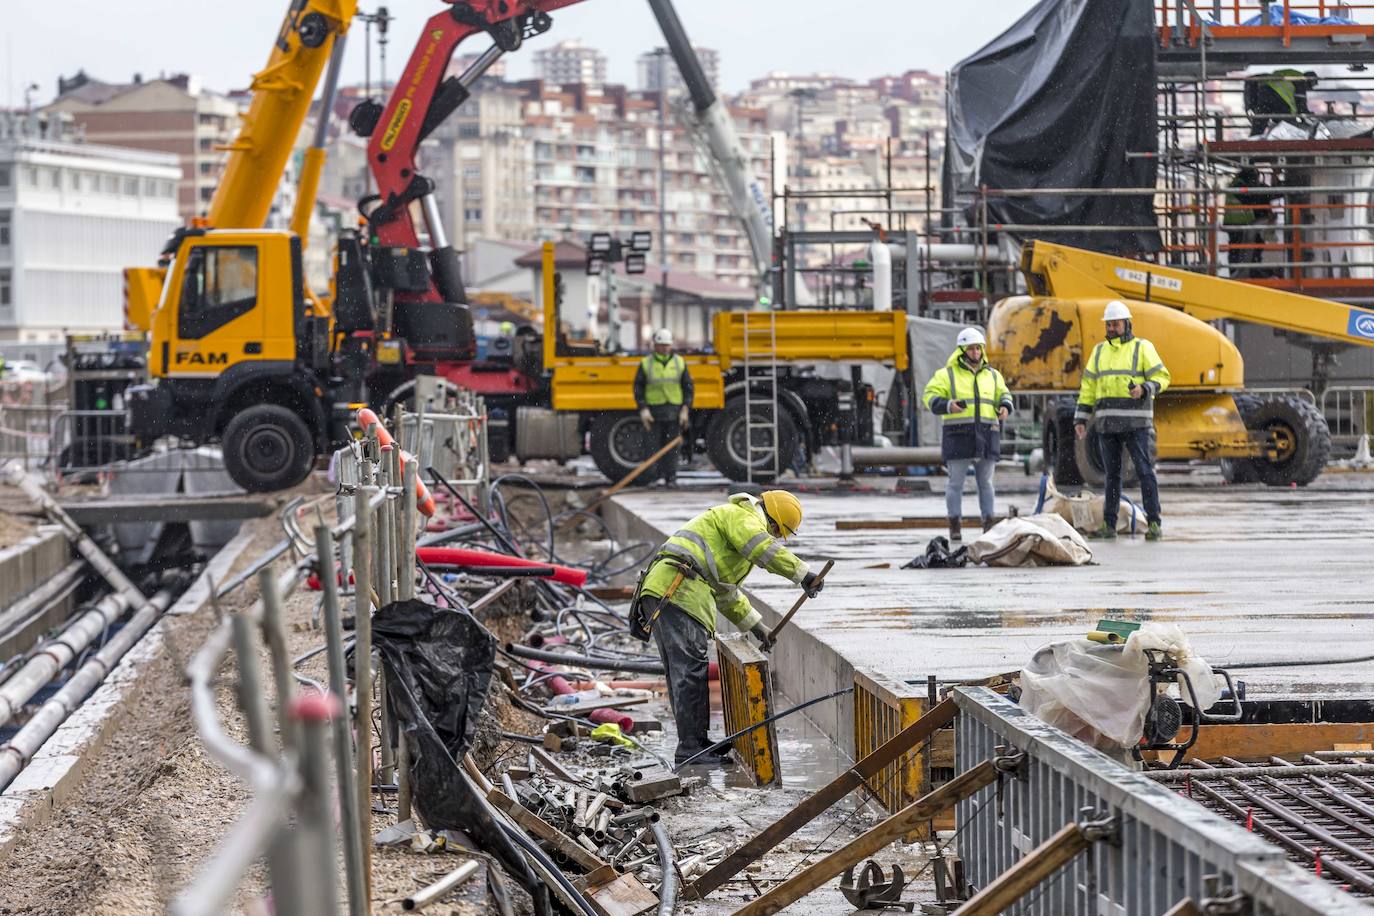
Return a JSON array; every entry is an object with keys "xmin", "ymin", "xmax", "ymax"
[
  {"xmin": 901, "ymin": 536, "xmax": 973, "ymax": 569},
  {"xmin": 373, "ymin": 598, "xmax": 548, "ymax": 916}
]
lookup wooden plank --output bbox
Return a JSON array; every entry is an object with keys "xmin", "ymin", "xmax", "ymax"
[
  {"xmin": 587, "ymin": 585, "xmax": 636, "ymax": 600},
  {"xmin": 688, "ymin": 698, "xmax": 958, "ymax": 899},
  {"xmin": 1147, "ymin": 722, "xmax": 1374, "ymax": 765},
  {"xmin": 735, "ymin": 760, "xmax": 998, "ymax": 915},
  {"xmin": 487, "ymin": 789, "xmax": 607, "ymax": 873},
  {"xmin": 583, "ymin": 873, "xmax": 658, "ymax": 916},
  {"xmin": 530, "ymin": 745, "xmax": 582, "ymax": 784},
  {"xmin": 952, "ymin": 822, "xmax": 1090, "ymax": 916},
  {"xmin": 575, "ymin": 435, "xmax": 683, "ymax": 518}
]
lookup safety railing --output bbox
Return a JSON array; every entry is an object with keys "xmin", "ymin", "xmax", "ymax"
[
  {"xmin": 952, "ymin": 687, "xmax": 1365, "ymax": 915},
  {"xmin": 0, "ymin": 403, "xmax": 62, "ymax": 471},
  {"xmin": 1320, "ymin": 384, "xmax": 1374, "ymax": 457}
]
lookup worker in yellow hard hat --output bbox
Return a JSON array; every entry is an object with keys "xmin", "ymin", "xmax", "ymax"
[{"xmin": 628, "ymin": 490, "xmax": 823, "ymax": 765}]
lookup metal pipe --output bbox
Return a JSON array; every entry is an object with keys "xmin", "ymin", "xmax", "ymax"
[
  {"xmin": 378, "ymin": 452, "xmax": 395, "ymax": 607},
  {"xmin": 397, "ymin": 730, "xmax": 412, "ymax": 822},
  {"xmin": 352, "ymin": 484, "xmax": 374, "ymax": 892},
  {"xmin": 0, "ymin": 586, "xmax": 174, "ymax": 790},
  {"xmin": 315, "ymin": 525, "xmax": 368, "ymax": 916},
  {"xmin": 650, "ymin": 820, "xmax": 678, "ymax": 916},
  {"xmin": 0, "ymin": 590, "xmax": 131, "ymax": 728},
  {"xmin": 402, "ymin": 859, "xmax": 480, "ymax": 911},
  {"xmin": 400, "ymin": 460, "xmax": 417, "ymax": 601},
  {"xmin": 848, "ymin": 446, "xmax": 943, "ymax": 468},
  {"xmin": 0, "ymin": 559, "xmax": 84, "ymax": 642},
  {"xmin": 293, "ymin": 693, "xmax": 344, "ymax": 916},
  {"xmin": 1150, "ymin": 763, "xmax": 1374, "ymax": 781},
  {"xmin": 504, "ymin": 644, "xmax": 666, "ymax": 675},
  {"xmin": 259, "ymin": 567, "xmax": 300, "ymax": 752}
]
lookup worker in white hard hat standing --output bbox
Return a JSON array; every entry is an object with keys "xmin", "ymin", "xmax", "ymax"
[
  {"xmin": 922, "ymin": 327, "xmax": 1013, "ymax": 541},
  {"xmin": 1074, "ymin": 301, "xmax": 1171, "ymax": 541},
  {"xmin": 633, "ymin": 328, "xmax": 694, "ymax": 486}
]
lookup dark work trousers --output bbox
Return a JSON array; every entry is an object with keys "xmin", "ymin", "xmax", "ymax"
[
  {"xmin": 1099, "ymin": 427, "xmax": 1162, "ymax": 526},
  {"xmin": 648, "ymin": 597, "xmax": 712, "ymax": 763},
  {"xmin": 648, "ymin": 404, "xmax": 681, "ymax": 483}
]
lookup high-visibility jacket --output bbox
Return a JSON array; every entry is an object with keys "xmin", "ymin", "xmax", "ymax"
[
  {"xmin": 1074, "ymin": 335, "xmax": 1171, "ymax": 433},
  {"xmin": 641, "ymin": 493, "xmax": 810, "ymax": 634},
  {"xmin": 922, "ymin": 350, "xmax": 1013, "ymax": 461},
  {"xmin": 636, "ymin": 354, "xmax": 688, "ymax": 406}
]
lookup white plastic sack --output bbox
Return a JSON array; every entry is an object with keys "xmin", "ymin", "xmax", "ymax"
[
  {"xmin": 967, "ymin": 514, "xmax": 1092, "ymax": 567},
  {"xmin": 1019, "ymin": 623, "xmax": 1225, "ymax": 751},
  {"xmin": 1043, "ymin": 476, "xmax": 1142, "ymax": 533}
]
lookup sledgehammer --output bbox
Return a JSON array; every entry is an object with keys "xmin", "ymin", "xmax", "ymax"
[{"xmin": 759, "ymin": 560, "xmax": 834, "ymax": 651}]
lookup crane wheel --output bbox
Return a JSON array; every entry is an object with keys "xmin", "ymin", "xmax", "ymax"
[
  {"xmin": 222, "ymin": 405, "xmax": 315, "ymax": 493},
  {"xmin": 1240, "ymin": 395, "xmax": 1331, "ymax": 487}
]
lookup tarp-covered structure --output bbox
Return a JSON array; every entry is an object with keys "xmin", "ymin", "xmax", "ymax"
[{"xmin": 944, "ymin": 0, "xmax": 1161, "ymax": 255}]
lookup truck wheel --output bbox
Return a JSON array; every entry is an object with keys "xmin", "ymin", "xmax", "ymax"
[
  {"xmin": 1044, "ymin": 399, "xmax": 1082, "ymax": 488},
  {"xmin": 222, "ymin": 405, "xmax": 315, "ymax": 493},
  {"xmin": 706, "ymin": 399, "xmax": 799, "ymax": 484},
  {"xmin": 588, "ymin": 412, "xmax": 660, "ymax": 484},
  {"xmin": 1244, "ymin": 395, "xmax": 1331, "ymax": 487}
]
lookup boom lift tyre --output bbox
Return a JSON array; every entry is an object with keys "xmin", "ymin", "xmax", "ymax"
[
  {"xmin": 1237, "ymin": 395, "xmax": 1331, "ymax": 487},
  {"xmin": 221, "ymin": 404, "xmax": 315, "ymax": 493},
  {"xmin": 706, "ymin": 398, "xmax": 800, "ymax": 484},
  {"xmin": 1219, "ymin": 394, "xmax": 1262, "ymax": 484},
  {"xmin": 1043, "ymin": 398, "xmax": 1146, "ymax": 488}
]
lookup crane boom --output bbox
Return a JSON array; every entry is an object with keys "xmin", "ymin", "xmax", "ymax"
[{"xmin": 1022, "ymin": 240, "xmax": 1374, "ymax": 348}]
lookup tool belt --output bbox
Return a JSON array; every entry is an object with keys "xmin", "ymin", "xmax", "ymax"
[{"xmin": 628, "ymin": 552, "xmax": 702, "ymax": 643}]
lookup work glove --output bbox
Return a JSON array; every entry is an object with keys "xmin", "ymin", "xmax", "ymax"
[
  {"xmin": 801, "ymin": 571, "xmax": 825, "ymax": 599},
  {"xmin": 639, "ymin": 407, "xmax": 653, "ymax": 429},
  {"xmin": 750, "ymin": 621, "xmax": 773, "ymax": 651},
  {"xmin": 678, "ymin": 406, "xmax": 690, "ymax": 429}
]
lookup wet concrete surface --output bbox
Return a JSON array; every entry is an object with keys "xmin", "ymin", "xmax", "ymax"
[{"xmin": 616, "ymin": 469, "xmax": 1374, "ymax": 702}]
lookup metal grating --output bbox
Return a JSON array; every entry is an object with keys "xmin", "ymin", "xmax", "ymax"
[
  {"xmin": 1152, "ymin": 754, "xmax": 1374, "ymax": 899},
  {"xmin": 853, "ymin": 668, "xmax": 929, "ymax": 830},
  {"xmin": 716, "ymin": 634, "xmax": 779, "ymax": 786}
]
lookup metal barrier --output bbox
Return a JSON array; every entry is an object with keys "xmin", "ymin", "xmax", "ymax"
[
  {"xmin": 716, "ymin": 633, "xmax": 780, "ymax": 786},
  {"xmin": 1321, "ymin": 385, "xmax": 1374, "ymax": 458},
  {"xmin": 852, "ymin": 668, "xmax": 931, "ymax": 826},
  {"xmin": 0, "ymin": 403, "xmax": 63, "ymax": 470},
  {"xmin": 952, "ymin": 687, "xmax": 1369, "ymax": 915}
]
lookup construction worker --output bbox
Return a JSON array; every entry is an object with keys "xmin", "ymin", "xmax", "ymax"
[
  {"xmin": 1073, "ymin": 301, "xmax": 1171, "ymax": 541},
  {"xmin": 1223, "ymin": 168, "xmax": 1273, "ymax": 274},
  {"xmin": 633, "ymin": 329, "xmax": 693, "ymax": 487},
  {"xmin": 922, "ymin": 327, "xmax": 1013, "ymax": 541},
  {"xmin": 629, "ymin": 490, "xmax": 823, "ymax": 765},
  {"xmin": 1245, "ymin": 69, "xmax": 1317, "ymax": 135}
]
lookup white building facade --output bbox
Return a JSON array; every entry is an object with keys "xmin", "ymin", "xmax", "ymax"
[{"xmin": 0, "ymin": 112, "xmax": 181, "ymax": 341}]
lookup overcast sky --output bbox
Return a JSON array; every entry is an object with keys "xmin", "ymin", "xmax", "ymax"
[{"xmin": 3, "ymin": 0, "xmax": 1039, "ymax": 105}]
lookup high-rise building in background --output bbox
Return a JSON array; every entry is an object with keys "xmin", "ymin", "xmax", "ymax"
[
  {"xmin": 46, "ymin": 71, "xmax": 240, "ymax": 223},
  {"xmin": 636, "ymin": 47, "xmax": 720, "ymax": 94},
  {"xmin": 0, "ymin": 110, "xmax": 180, "ymax": 342},
  {"xmin": 532, "ymin": 40, "xmax": 608, "ymax": 89}
]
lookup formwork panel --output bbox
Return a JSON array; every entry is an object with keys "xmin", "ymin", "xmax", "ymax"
[
  {"xmin": 715, "ymin": 634, "xmax": 779, "ymax": 786},
  {"xmin": 852, "ymin": 668, "xmax": 932, "ymax": 833}
]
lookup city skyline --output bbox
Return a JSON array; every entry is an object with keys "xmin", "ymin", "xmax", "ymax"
[{"xmin": 2, "ymin": 0, "xmax": 1038, "ymax": 106}]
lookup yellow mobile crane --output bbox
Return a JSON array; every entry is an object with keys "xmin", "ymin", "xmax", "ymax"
[{"xmin": 988, "ymin": 240, "xmax": 1348, "ymax": 486}]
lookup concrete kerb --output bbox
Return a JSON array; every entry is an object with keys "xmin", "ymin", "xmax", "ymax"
[
  {"xmin": 601, "ymin": 496, "xmax": 861, "ymax": 760},
  {"xmin": 0, "ymin": 526, "xmax": 255, "ymax": 867}
]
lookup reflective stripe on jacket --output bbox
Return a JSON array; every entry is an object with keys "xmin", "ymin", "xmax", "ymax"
[
  {"xmin": 640, "ymin": 493, "xmax": 810, "ymax": 634},
  {"xmin": 1074, "ymin": 336, "xmax": 1171, "ymax": 432},
  {"xmin": 639, "ymin": 354, "xmax": 687, "ymax": 406}
]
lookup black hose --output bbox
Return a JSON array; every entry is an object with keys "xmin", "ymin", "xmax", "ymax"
[
  {"xmin": 1227, "ymin": 653, "xmax": 1374, "ymax": 669},
  {"xmin": 427, "ymin": 565, "xmax": 557, "ymax": 578},
  {"xmin": 498, "ymin": 820, "xmax": 598, "ymax": 916},
  {"xmin": 672, "ymin": 686, "xmax": 855, "ymax": 770},
  {"xmin": 650, "ymin": 820, "xmax": 678, "ymax": 916},
  {"xmin": 505, "ymin": 643, "xmax": 666, "ymax": 675}
]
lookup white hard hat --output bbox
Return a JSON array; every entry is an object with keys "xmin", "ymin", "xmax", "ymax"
[
  {"xmin": 1103, "ymin": 300, "xmax": 1133, "ymax": 321},
  {"xmin": 956, "ymin": 327, "xmax": 987, "ymax": 348},
  {"xmin": 653, "ymin": 329, "xmax": 673, "ymax": 346}
]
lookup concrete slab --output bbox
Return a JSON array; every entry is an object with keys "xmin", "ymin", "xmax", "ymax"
[{"xmin": 610, "ymin": 472, "xmax": 1374, "ymax": 757}]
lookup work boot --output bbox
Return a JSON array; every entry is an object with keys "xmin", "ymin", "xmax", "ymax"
[
  {"xmin": 1145, "ymin": 521, "xmax": 1162, "ymax": 541},
  {"xmin": 1088, "ymin": 522, "xmax": 1117, "ymax": 540},
  {"xmin": 948, "ymin": 517, "xmax": 962, "ymax": 542},
  {"xmin": 981, "ymin": 516, "xmax": 995, "ymax": 533}
]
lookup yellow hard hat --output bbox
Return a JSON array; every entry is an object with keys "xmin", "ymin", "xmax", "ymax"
[{"xmin": 761, "ymin": 490, "xmax": 803, "ymax": 539}]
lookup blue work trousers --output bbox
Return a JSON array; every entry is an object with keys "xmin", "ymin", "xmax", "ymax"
[{"xmin": 1099, "ymin": 427, "xmax": 1162, "ymax": 526}]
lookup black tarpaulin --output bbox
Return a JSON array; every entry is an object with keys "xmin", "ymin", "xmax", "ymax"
[
  {"xmin": 944, "ymin": 0, "xmax": 1160, "ymax": 255},
  {"xmin": 373, "ymin": 598, "xmax": 549, "ymax": 916}
]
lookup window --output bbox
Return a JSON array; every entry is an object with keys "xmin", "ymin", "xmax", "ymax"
[
  {"xmin": 47, "ymin": 169, "xmax": 61, "ymax": 190},
  {"xmin": 199, "ymin": 138, "xmax": 212, "ymax": 152},
  {"xmin": 144, "ymin": 178, "xmax": 158, "ymax": 196},
  {"xmin": 0, "ymin": 167, "xmax": 9, "ymax": 188},
  {"xmin": 464, "ymin": 208, "xmax": 482, "ymax": 221},
  {"xmin": 70, "ymin": 171, "xmax": 81, "ymax": 191},
  {"xmin": 199, "ymin": 161, "xmax": 213, "ymax": 175},
  {"xmin": 24, "ymin": 168, "xmax": 37, "ymax": 188},
  {"xmin": 0, "ymin": 269, "xmax": 10, "ymax": 307},
  {"xmin": 463, "ymin": 167, "xmax": 481, "ymax": 179},
  {"xmin": 102, "ymin": 174, "xmax": 119, "ymax": 193},
  {"xmin": 200, "ymin": 186, "xmax": 214, "ymax": 202},
  {"xmin": 123, "ymin": 177, "xmax": 139, "ymax": 196},
  {"xmin": 177, "ymin": 245, "xmax": 258, "ymax": 340},
  {"xmin": 0, "ymin": 211, "xmax": 9, "ymax": 248}
]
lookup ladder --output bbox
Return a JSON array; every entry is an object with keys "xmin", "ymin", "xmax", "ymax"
[{"xmin": 741, "ymin": 308, "xmax": 780, "ymax": 483}]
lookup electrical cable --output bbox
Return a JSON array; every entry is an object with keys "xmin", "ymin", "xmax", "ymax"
[
  {"xmin": 1226, "ymin": 652, "xmax": 1374, "ymax": 669},
  {"xmin": 672, "ymin": 686, "xmax": 855, "ymax": 770}
]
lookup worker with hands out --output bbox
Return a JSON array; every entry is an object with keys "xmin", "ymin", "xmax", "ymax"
[
  {"xmin": 628, "ymin": 490, "xmax": 824, "ymax": 765},
  {"xmin": 922, "ymin": 327, "xmax": 1013, "ymax": 542},
  {"xmin": 1073, "ymin": 300, "xmax": 1171, "ymax": 541},
  {"xmin": 633, "ymin": 328, "xmax": 693, "ymax": 487}
]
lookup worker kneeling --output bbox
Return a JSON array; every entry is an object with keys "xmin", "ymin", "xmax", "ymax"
[{"xmin": 630, "ymin": 490, "xmax": 823, "ymax": 765}]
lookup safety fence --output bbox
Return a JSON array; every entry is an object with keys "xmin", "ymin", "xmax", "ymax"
[
  {"xmin": 952, "ymin": 687, "xmax": 1366, "ymax": 915},
  {"xmin": 1321, "ymin": 384, "xmax": 1374, "ymax": 458}
]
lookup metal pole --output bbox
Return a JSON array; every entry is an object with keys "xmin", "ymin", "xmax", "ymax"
[
  {"xmin": 657, "ymin": 49, "xmax": 669, "ymax": 331},
  {"xmin": 258, "ymin": 566, "xmax": 299, "ymax": 751},
  {"xmin": 377, "ymin": 449, "xmax": 395, "ymax": 608},
  {"xmin": 292, "ymin": 692, "xmax": 344, "ymax": 916},
  {"xmin": 397, "ymin": 731, "xmax": 412, "ymax": 822},
  {"xmin": 351, "ymin": 484, "xmax": 374, "ymax": 902},
  {"xmin": 314, "ymin": 525, "xmax": 368, "ymax": 916},
  {"xmin": 400, "ymin": 461, "xmax": 417, "ymax": 601}
]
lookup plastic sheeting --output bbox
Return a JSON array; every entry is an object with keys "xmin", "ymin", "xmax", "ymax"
[
  {"xmin": 944, "ymin": 0, "xmax": 1161, "ymax": 255},
  {"xmin": 373, "ymin": 599, "xmax": 550, "ymax": 916},
  {"xmin": 967, "ymin": 513, "xmax": 1093, "ymax": 566},
  {"xmin": 1020, "ymin": 623, "xmax": 1225, "ymax": 751}
]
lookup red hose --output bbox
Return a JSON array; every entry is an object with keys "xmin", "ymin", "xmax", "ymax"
[
  {"xmin": 356, "ymin": 408, "xmax": 437, "ymax": 517},
  {"xmin": 417, "ymin": 547, "xmax": 587, "ymax": 587},
  {"xmin": 526, "ymin": 659, "xmax": 634, "ymax": 732}
]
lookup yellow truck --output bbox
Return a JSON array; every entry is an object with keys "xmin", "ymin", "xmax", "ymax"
[{"xmin": 989, "ymin": 240, "xmax": 1344, "ymax": 486}]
